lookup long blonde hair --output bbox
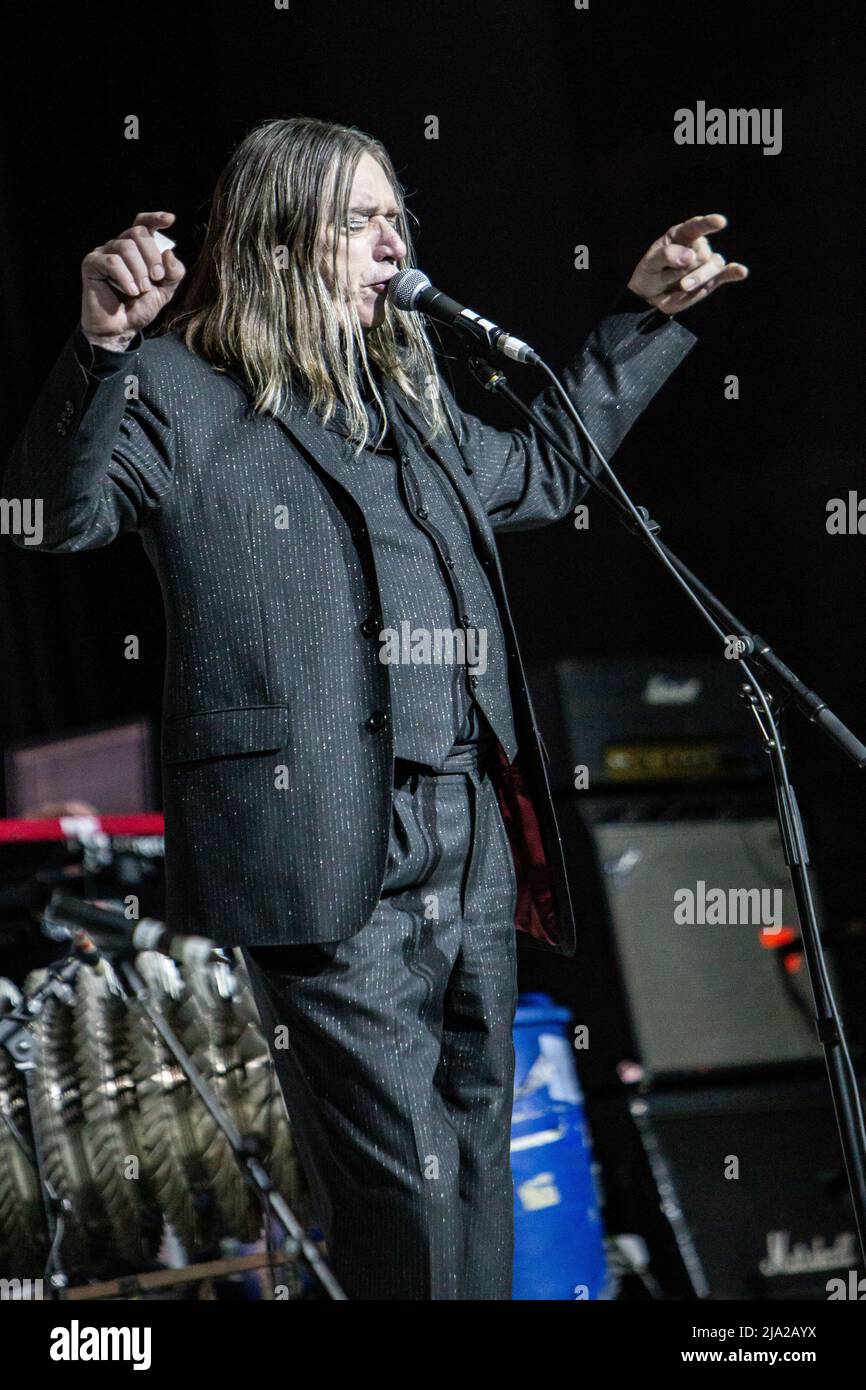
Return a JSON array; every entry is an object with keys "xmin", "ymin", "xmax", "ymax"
[{"xmin": 159, "ymin": 115, "xmax": 448, "ymax": 452}]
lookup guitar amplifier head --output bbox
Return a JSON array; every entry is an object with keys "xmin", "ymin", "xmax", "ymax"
[{"xmin": 528, "ymin": 656, "xmax": 765, "ymax": 795}]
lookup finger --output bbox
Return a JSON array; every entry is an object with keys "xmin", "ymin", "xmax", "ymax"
[
  {"xmin": 652, "ymin": 238, "xmax": 714, "ymax": 287},
  {"xmin": 130, "ymin": 213, "xmax": 176, "ymax": 284},
  {"xmin": 656, "ymin": 239, "xmax": 711, "ymax": 282},
  {"xmin": 161, "ymin": 247, "xmax": 186, "ymax": 285},
  {"xmin": 132, "ymin": 211, "xmax": 176, "ymax": 230},
  {"xmin": 645, "ymin": 231, "xmax": 711, "ymax": 277},
  {"xmin": 660, "ymin": 262, "xmax": 749, "ymax": 313},
  {"xmin": 687, "ymin": 235, "xmax": 712, "ymax": 261},
  {"xmin": 679, "ymin": 251, "xmax": 727, "ymax": 293},
  {"xmin": 667, "ymin": 213, "xmax": 728, "ymax": 245},
  {"xmin": 661, "ymin": 242, "xmax": 698, "ymax": 270},
  {"xmin": 699, "ymin": 263, "xmax": 750, "ymax": 295},
  {"xmin": 82, "ymin": 250, "xmax": 140, "ymax": 299},
  {"xmin": 103, "ymin": 235, "xmax": 154, "ymax": 294},
  {"xmin": 123, "ymin": 224, "xmax": 169, "ymax": 285}
]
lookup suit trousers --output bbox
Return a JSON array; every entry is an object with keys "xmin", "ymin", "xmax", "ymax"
[{"xmin": 242, "ymin": 742, "xmax": 519, "ymax": 1300}]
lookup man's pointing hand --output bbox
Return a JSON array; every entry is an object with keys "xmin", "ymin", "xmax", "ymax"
[{"xmin": 627, "ymin": 213, "xmax": 748, "ymax": 316}]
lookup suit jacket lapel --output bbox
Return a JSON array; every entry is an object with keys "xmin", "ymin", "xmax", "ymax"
[
  {"xmin": 220, "ymin": 359, "xmax": 499, "ymax": 566},
  {"xmin": 218, "ymin": 360, "xmax": 356, "ymax": 489},
  {"xmin": 382, "ymin": 381, "xmax": 498, "ymax": 563}
]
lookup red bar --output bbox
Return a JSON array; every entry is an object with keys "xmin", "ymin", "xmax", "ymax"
[{"xmin": 0, "ymin": 813, "xmax": 164, "ymax": 843}]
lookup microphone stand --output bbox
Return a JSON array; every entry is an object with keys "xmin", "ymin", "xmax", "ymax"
[{"xmin": 465, "ymin": 351, "xmax": 866, "ymax": 1269}]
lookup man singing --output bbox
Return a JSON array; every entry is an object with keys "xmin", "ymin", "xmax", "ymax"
[{"xmin": 4, "ymin": 116, "xmax": 747, "ymax": 1299}]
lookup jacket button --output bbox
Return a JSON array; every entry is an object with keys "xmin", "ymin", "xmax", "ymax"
[
  {"xmin": 415, "ymin": 506, "xmax": 429, "ymax": 519},
  {"xmin": 366, "ymin": 710, "xmax": 389, "ymax": 732},
  {"xmin": 360, "ymin": 616, "xmax": 379, "ymax": 638},
  {"xmin": 470, "ymin": 674, "xmax": 480, "ymax": 689}
]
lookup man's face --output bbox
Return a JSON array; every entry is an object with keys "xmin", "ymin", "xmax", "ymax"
[{"xmin": 322, "ymin": 151, "xmax": 408, "ymax": 329}]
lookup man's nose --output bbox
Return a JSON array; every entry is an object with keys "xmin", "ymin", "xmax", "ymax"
[{"xmin": 375, "ymin": 219, "xmax": 407, "ymax": 261}]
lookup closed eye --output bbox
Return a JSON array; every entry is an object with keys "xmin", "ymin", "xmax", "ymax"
[{"xmin": 346, "ymin": 210, "xmax": 403, "ymax": 233}]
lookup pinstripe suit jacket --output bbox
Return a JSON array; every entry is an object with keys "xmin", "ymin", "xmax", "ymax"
[{"xmin": 4, "ymin": 290, "xmax": 696, "ymax": 953}]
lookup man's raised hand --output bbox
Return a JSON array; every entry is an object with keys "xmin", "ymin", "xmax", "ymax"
[
  {"xmin": 81, "ymin": 212, "xmax": 186, "ymax": 349},
  {"xmin": 627, "ymin": 213, "xmax": 748, "ymax": 317}
]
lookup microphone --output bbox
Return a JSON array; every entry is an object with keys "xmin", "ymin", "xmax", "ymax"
[
  {"xmin": 387, "ymin": 269, "xmax": 540, "ymax": 364},
  {"xmin": 44, "ymin": 894, "xmax": 223, "ymax": 969}
]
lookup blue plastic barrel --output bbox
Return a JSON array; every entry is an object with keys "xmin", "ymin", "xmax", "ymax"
[{"xmin": 511, "ymin": 992, "xmax": 609, "ymax": 1300}]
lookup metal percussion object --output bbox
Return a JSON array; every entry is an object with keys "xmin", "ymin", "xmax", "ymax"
[
  {"xmin": 0, "ymin": 949, "xmax": 308, "ymax": 1282},
  {"xmin": 0, "ymin": 1046, "xmax": 45, "ymax": 1275},
  {"xmin": 73, "ymin": 960, "xmax": 164, "ymax": 1265}
]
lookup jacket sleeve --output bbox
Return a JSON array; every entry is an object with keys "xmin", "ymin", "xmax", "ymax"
[
  {"xmin": 3, "ymin": 326, "xmax": 174, "ymax": 552},
  {"xmin": 439, "ymin": 288, "xmax": 698, "ymax": 532}
]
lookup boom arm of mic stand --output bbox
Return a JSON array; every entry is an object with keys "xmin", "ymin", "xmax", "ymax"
[
  {"xmin": 466, "ymin": 354, "xmax": 866, "ymax": 768},
  {"xmin": 647, "ymin": 550, "xmax": 866, "ymax": 768}
]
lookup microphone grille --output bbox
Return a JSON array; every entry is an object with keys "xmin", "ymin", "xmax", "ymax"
[{"xmin": 387, "ymin": 268, "xmax": 430, "ymax": 311}]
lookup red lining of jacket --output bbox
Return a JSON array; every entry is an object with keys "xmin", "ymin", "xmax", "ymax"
[{"xmin": 494, "ymin": 744, "xmax": 561, "ymax": 948}]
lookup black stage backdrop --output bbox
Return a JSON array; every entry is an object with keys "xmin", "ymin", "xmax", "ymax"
[{"xmin": 1, "ymin": 0, "xmax": 863, "ymax": 931}]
